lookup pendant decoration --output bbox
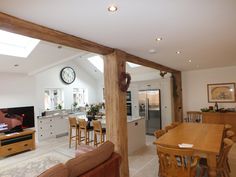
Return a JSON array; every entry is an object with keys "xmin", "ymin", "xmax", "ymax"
[{"xmin": 119, "ymin": 72, "xmax": 131, "ymax": 92}]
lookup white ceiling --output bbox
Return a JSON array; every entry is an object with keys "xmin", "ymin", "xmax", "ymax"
[
  {"xmin": 0, "ymin": 40, "xmax": 87, "ymax": 74},
  {"xmin": 75, "ymin": 55, "xmax": 163, "ymax": 82},
  {"xmin": 0, "ymin": 0, "xmax": 236, "ymax": 71}
]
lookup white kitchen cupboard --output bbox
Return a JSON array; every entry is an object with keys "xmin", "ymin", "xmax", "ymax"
[{"xmin": 37, "ymin": 116, "xmax": 69, "ymax": 140}]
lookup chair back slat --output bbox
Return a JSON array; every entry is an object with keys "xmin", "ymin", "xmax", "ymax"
[
  {"xmin": 226, "ymin": 130, "xmax": 235, "ymax": 140},
  {"xmin": 187, "ymin": 111, "xmax": 202, "ymax": 123},
  {"xmin": 78, "ymin": 119, "xmax": 87, "ymax": 129},
  {"xmin": 218, "ymin": 138, "xmax": 234, "ymax": 167},
  {"xmin": 69, "ymin": 117, "xmax": 77, "ymax": 127},
  {"xmin": 165, "ymin": 125, "xmax": 175, "ymax": 132},
  {"xmin": 154, "ymin": 129, "xmax": 165, "ymax": 139},
  {"xmin": 93, "ymin": 120, "xmax": 102, "ymax": 132},
  {"xmin": 157, "ymin": 145, "xmax": 199, "ymax": 177}
]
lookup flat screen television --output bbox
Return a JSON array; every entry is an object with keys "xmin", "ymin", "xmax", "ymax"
[{"xmin": 0, "ymin": 106, "xmax": 35, "ymax": 134}]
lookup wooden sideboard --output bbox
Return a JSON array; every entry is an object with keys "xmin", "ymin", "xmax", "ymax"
[
  {"xmin": 202, "ymin": 112, "xmax": 236, "ymax": 141},
  {"xmin": 0, "ymin": 129, "xmax": 35, "ymax": 157}
]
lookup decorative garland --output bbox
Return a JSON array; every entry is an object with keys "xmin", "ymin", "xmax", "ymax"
[{"xmin": 119, "ymin": 72, "xmax": 131, "ymax": 92}]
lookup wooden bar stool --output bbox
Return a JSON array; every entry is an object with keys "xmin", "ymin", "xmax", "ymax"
[
  {"xmin": 68, "ymin": 117, "xmax": 79, "ymax": 149},
  {"xmin": 92, "ymin": 120, "xmax": 106, "ymax": 147},
  {"xmin": 78, "ymin": 119, "xmax": 93, "ymax": 145}
]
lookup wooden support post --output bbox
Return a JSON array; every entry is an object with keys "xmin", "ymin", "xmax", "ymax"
[
  {"xmin": 172, "ymin": 71, "xmax": 183, "ymax": 122},
  {"xmin": 104, "ymin": 50, "xmax": 129, "ymax": 177}
]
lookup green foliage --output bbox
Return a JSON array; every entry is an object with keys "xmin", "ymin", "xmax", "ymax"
[{"xmin": 86, "ymin": 103, "xmax": 103, "ymax": 116}]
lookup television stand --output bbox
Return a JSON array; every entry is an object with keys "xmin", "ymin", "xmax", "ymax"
[{"xmin": 0, "ymin": 129, "xmax": 35, "ymax": 157}]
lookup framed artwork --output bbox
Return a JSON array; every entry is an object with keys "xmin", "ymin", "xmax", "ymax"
[{"xmin": 207, "ymin": 83, "xmax": 236, "ymax": 103}]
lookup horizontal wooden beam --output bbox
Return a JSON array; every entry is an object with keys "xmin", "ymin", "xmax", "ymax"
[
  {"xmin": 126, "ymin": 53, "xmax": 179, "ymax": 73},
  {"xmin": 0, "ymin": 12, "xmax": 114, "ymax": 55}
]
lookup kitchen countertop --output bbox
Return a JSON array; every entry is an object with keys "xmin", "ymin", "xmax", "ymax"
[
  {"xmin": 127, "ymin": 117, "xmax": 144, "ymax": 123},
  {"xmin": 37, "ymin": 111, "xmax": 86, "ymax": 119}
]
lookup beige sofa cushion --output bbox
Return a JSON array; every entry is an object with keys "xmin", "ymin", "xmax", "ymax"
[
  {"xmin": 38, "ymin": 163, "xmax": 68, "ymax": 177},
  {"xmin": 66, "ymin": 141, "xmax": 114, "ymax": 177}
]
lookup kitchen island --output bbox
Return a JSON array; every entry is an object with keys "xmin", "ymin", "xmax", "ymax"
[
  {"xmin": 127, "ymin": 117, "xmax": 146, "ymax": 155},
  {"xmin": 37, "ymin": 111, "xmax": 147, "ymax": 153}
]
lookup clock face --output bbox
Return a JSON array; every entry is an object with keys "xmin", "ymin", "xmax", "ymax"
[{"xmin": 60, "ymin": 67, "xmax": 76, "ymax": 84}]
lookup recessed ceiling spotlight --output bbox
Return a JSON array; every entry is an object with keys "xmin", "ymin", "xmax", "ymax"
[
  {"xmin": 176, "ymin": 51, "xmax": 181, "ymax": 54},
  {"xmin": 188, "ymin": 59, "xmax": 192, "ymax": 63},
  {"xmin": 156, "ymin": 37, "xmax": 162, "ymax": 41},
  {"xmin": 14, "ymin": 64, "xmax": 19, "ymax": 67},
  {"xmin": 108, "ymin": 5, "xmax": 118, "ymax": 12},
  {"xmin": 149, "ymin": 49, "xmax": 156, "ymax": 54}
]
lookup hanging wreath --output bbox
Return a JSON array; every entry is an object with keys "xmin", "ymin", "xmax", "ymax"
[{"xmin": 119, "ymin": 72, "xmax": 131, "ymax": 92}]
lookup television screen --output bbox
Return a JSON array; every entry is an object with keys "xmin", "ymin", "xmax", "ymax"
[{"xmin": 0, "ymin": 106, "xmax": 34, "ymax": 133}]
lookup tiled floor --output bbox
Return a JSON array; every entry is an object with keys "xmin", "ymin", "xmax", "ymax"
[
  {"xmin": 0, "ymin": 135, "xmax": 236, "ymax": 177},
  {"xmin": 129, "ymin": 135, "xmax": 158, "ymax": 177}
]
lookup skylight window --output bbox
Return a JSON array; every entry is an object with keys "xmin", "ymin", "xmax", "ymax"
[
  {"xmin": 88, "ymin": 55, "xmax": 104, "ymax": 73},
  {"xmin": 127, "ymin": 62, "xmax": 141, "ymax": 68},
  {"xmin": 0, "ymin": 30, "xmax": 40, "ymax": 58}
]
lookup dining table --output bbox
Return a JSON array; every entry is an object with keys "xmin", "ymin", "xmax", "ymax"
[{"xmin": 155, "ymin": 123, "xmax": 224, "ymax": 177}]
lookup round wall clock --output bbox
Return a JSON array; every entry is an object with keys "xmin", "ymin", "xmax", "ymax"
[{"xmin": 60, "ymin": 67, "xmax": 76, "ymax": 84}]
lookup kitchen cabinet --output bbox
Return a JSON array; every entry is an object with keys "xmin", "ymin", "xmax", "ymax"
[{"xmin": 37, "ymin": 116, "xmax": 69, "ymax": 140}]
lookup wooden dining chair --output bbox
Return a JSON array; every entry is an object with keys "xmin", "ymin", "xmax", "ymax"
[
  {"xmin": 78, "ymin": 119, "xmax": 93, "ymax": 145},
  {"xmin": 171, "ymin": 122, "xmax": 181, "ymax": 128},
  {"xmin": 92, "ymin": 120, "xmax": 106, "ymax": 147},
  {"xmin": 154, "ymin": 129, "xmax": 165, "ymax": 139},
  {"xmin": 156, "ymin": 145, "xmax": 199, "ymax": 177},
  {"xmin": 184, "ymin": 111, "xmax": 202, "ymax": 123},
  {"xmin": 226, "ymin": 130, "xmax": 235, "ymax": 140},
  {"xmin": 223, "ymin": 124, "xmax": 233, "ymax": 140},
  {"xmin": 164, "ymin": 125, "xmax": 175, "ymax": 132},
  {"xmin": 68, "ymin": 117, "xmax": 79, "ymax": 149},
  {"xmin": 225, "ymin": 124, "xmax": 232, "ymax": 131},
  {"xmin": 199, "ymin": 138, "xmax": 234, "ymax": 177}
]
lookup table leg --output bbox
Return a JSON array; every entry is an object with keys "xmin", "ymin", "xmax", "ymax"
[{"xmin": 208, "ymin": 154, "xmax": 217, "ymax": 177}]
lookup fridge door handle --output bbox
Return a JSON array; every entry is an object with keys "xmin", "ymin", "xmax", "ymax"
[{"xmin": 146, "ymin": 98, "xmax": 149, "ymax": 120}]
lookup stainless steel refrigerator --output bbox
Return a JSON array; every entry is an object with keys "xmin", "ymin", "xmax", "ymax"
[{"xmin": 139, "ymin": 89, "xmax": 161, "ymax": 135}]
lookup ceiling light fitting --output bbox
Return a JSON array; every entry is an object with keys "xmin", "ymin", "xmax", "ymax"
[
  {"xmin": 188, "ymin": 59, "xmax": 192, "ymax": 63},
  {"xmin": 156, "ymin": 37, "xmax": 162, "ymax": 41},
  {"xmin": 176, "ymin": 51, "xmax": 181, "ymax": 54},
  {"xmin": 108, "ymin": 5, "xmax": 118, "ymax": 12}
]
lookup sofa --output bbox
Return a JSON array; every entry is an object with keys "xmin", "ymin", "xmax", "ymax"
[{"xmin": 38, "ymin": 141, "xmax": 121, "ymax": 177}]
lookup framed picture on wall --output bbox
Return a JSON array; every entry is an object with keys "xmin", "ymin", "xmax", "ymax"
[{"xmin": 207, "ymin": 83, "xmax": 236, "ymax": 103}]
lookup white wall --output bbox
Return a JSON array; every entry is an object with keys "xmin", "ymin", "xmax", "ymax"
[
  {"xmin": 35, "ymin": 60, "xmax": 100, "ymax": 116},
  {"xmin": 182, "ymin": 65, "xmax": 236, "ymax": 116},
  {"xmin": 0, "ymin": 60, "xmax": 101, "ymax": 117},
  {"xmin": 0, "ymin": 73, "xmax": 35, "ymax": 108}
]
